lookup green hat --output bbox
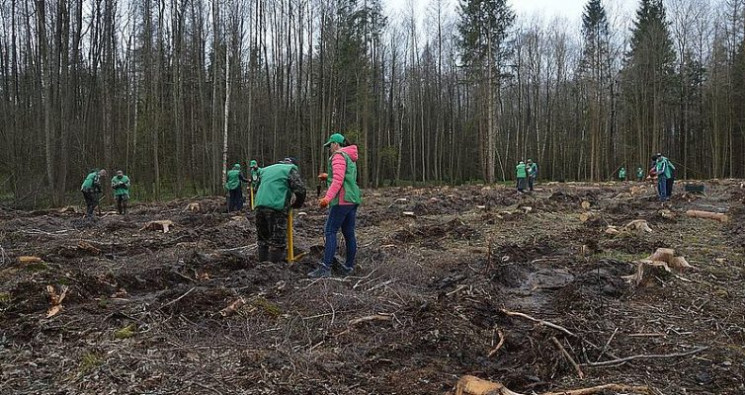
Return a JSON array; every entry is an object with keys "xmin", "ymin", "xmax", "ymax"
[
  {"xmin": 323, "ymin": 133, "xmax": 345, "ymax": 147},
  {"xmin": 250, "ymin": 160, "xmax": 257, "ymax": 167},
  {"xmin": 233, "ymin": 163, "xmax": 240, "ymax": 169}
]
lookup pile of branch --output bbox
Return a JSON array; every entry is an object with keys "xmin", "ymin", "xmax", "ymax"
[
  {"xmin": 604, "ymin": 219, "xmax": 652, "ymax": 236},
  {"xmin": 623, "ymin": 248, "xmax": 694, "ymax": 286}
]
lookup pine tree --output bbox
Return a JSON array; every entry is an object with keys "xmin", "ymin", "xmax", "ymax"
[
  {"xmin": 457, "ymin": 0, "xmax": 515, "ymax": 182},
  {"xmin": 622, "ymin": 0, "xmax": 676, "ymax": 164},
  {"xmin": 580, "ymin": 0, "xmax": 612, "ymax": 181}
]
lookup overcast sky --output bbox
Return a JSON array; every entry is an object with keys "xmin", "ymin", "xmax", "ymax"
[{"xmin": 384, "ymin": 0, "xmax": 638, "ymax": 32}]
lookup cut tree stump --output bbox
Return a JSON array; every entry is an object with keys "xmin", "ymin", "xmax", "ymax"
[
  {"xmin": 685, "ymin": 210, "xmax": 728, "ymax": 223},
  {"xmin": 623, "ymin": 248, "xmax": 694, "ymax": 286},
  {"xmin": 185, "ymin": 202, "xmax": 201, "ymax": 212},
  {"xmin": 453, "ymin": 376, "xmax": 651, "ymax": 395},
  {"xmin": 581, "ymin": 201, "xmax": 591, "ymax": 210},
  {"xmin": 659, "ymin": 209, "xmax": 675, "ymax": 219},
  {"xmin": 140, "ymin": 220, "xmax": 174, "ymax": 233},
  {"xmin": 579, "ymin": 211, "xmax": 601, "ymax": 223},
  {"xmin": 622, "ymin": 219, "xmax": 652, "ymax": 233},
  {"xmin": 454, "ymin": 375, "xmax": 524, "ymax": 395}
]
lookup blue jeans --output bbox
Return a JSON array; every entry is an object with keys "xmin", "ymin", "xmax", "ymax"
[
  {"xmin": 323, "ymin": 204, "xmax": 358, "ymax": 268},
  {"xmin": 658, "ymin": 175, "xmax": 668, "ymax": 201}
]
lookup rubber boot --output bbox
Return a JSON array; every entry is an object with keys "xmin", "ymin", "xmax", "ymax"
[
  {"xmin": 258, "ymin": 245, "xmax": 269, "ymax": 262},
  {"xmin": 269, "ymin": 248, "xmax": 286, "ymax": 263}
]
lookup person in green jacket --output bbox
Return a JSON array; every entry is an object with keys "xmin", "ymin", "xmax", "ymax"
[
  {"xmin": 254, "ymin": 157, "xmax": 306, "ymax": 262},
  {"xmin": 527, "ymin": 159, "xmax": 538, "ymax": 192},
  {"xmin": 636, "ymin": 167, "xmax": 644, "ymax": 181},
  {"xmin": 249, "ymin": 160, "xmax": 260, "ymax": 186},
  {"xmin": 618, "ymin": 166, "xmax": 627, "ymax": 181},
  {"xmin": 111, "ymin": 170, "xmax": 131, "ymax": 215},
  {"xmin": 516, "ymin": 161, "xmax": 527, "ymax": 193},
  {"xmin": 81, "ymin": 169, "xmax": 107, "ymax": 220},
  {"xmin": 225, "ymin": 163, "xmax": 248, "ymax": 212},
  {"xmin": 653, "ymin": 153, "xmax": 675, "ymax": 202}
]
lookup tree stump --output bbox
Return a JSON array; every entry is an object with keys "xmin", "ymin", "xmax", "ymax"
[{"xmin": 140, "ymin": 220, "xmax": 174, "ymax": 233}]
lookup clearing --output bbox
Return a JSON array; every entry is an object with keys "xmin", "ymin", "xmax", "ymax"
[{"xmin": 1, "ymin": 181, "xmax": 744, "ymax": 394}]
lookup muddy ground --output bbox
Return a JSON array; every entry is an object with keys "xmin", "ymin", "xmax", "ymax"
[{"xmin": 1, "ymin": 180, "xmax": 744, "ymax": 394}]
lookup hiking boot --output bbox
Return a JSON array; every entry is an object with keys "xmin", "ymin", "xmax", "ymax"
[
  {"xmin": 307, "ymin": 265, "xmax": 331, "ymax": 278},
  {"xmin": 333, "ymin": 263, "xmax": 354, "ymax": 277}
]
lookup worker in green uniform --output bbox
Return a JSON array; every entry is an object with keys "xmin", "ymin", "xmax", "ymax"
[
  {"xmin": 111, "ymin": 170, "xmax": 131, "ymax": 215},
  {"xmin": 618, "ymin": 166, "xmax": 627, "ymax": 181},
  {"xmin": 516, "ymin": 161, "xmax": 527, "ymax": 193},
  {"xmin": 225, "ymin": 163, "xmax": 248, "ymax": 212},
  {"xmin": 81, "ymin": 169, "xmax": 107, "ymax": 220},
  {"xmin": 254, "ymin": 157, "xmax": 306, "ymax": 262}
]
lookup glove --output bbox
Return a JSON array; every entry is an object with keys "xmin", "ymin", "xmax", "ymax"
[{"xmin": 319, "ymin": 197, "xmax": 330, "ymax": 209}]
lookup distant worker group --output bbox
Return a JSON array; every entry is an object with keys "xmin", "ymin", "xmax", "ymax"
[
  {"xmin": 616, "ymin": 152, "xmax": 676, "ymax": 202},
  {"xmin": 78, "ymin": 132, "xmax": 361, "ymax": 279},
  {"xmin": 516, "ymin": 159, "xmax": 538, "ymax": 193}
]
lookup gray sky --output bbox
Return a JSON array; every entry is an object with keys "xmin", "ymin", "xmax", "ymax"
[{"xmin": 384, "ymin": 0, "xmax": 638, "ymax": 29}]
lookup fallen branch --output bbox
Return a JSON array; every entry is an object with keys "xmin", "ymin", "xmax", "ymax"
[
  {"xmin": 551, "ymin": 336, "xmax": 584, "ymax": 379},
  {"xmin": 159, "ymin": 287, "xmax": 196, "ymax": 309},
  {"xmin": 348, "ymin": 314, "xmax": 392, "ymax": 326},
  {"xmin": 595, "ymin": 327, "xmax": 619, "ymax": 362},
  {"xmin": 19, "ymin": 256, "xmax": 43, "ymax": 264},
  {"xmin": 366, "ymin": 279, "xmax": 396, "ymax": 293},
  {"xmin": 487, "ymin": 328, "xmax": 505, "ymax": 358},
  {"xmin": 500, "ymin": 309, "xmax": 576, "ymax": 337},
  {"xmin": 685, "ymin": 209, "xmax": 728, "ymax": 223},
  {"xmin": 585, "ymin": 346, "xmax": 708, "ymax": 367},
  {"xmin": 540, "ymin": 384, "xmax": 651, "ymax": 395}
]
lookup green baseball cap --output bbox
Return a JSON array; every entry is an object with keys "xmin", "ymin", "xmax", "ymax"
[
  {"xmin": 250, "ymin": 160, "xmax": 257, "ymax": 167},
  {"xmin": 323, "ymin": 133, "xmax": 345, "ymax": 147}
]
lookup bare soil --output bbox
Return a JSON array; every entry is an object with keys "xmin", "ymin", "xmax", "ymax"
[{"xmin": 1, "ymin": 181, "xmax": 744, "ymax": 394}]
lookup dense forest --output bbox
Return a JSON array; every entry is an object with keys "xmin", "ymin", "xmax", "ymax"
[{"xmin": 1, "ymin": 0, "xmax": 744, "ymax": 207}]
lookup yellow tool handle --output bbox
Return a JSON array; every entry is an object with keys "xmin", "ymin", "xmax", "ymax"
[{"xmin": 287, "ymin": 209, "xmax": 294, "ymax": 262}]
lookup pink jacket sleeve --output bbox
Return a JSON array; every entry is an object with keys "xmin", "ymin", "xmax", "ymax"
[{"xmin": 324, "ymin": 153, "xmax": 347, "ymax": 202}]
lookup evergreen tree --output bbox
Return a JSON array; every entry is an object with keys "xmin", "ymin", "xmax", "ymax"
[
  {"xmin": 621, "ymin": 0, "xmax": 676, "ymax": 162},
  {"xmin": 457, "ymin": 0, "xmax": 515, "ymax": 182},
  {"xmin": 579, "ymin": 0, "xmax": 613, "ymax": 180}
]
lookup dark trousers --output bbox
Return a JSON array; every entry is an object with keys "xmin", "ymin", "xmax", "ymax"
[
  {"xmin": 516, "ymin": 177, "xmax": 526, "ymax": 192},
  {"xmin": 657, "ymin": 175, "xmax": 668, "ymax": 201},
  {"xmin": 82, "ymin": 190, "xmax": 98, "ymax": 218},
  {"xmin": 322, "ymin": 204, "xmax": 358, "ymax": 269},
  {"xmin": 228, "ymin": 188, "xmax": 244, "ymax": 212},
  {"xmin": 255, "ymin": 207, "xmax": 287, "ymax": 261},
  {"xmin": 666, "ymin": 177, "xmax": 674, "ymax": 198},
  {"xmin": 116, "ymin": 195, "xmax": 128, "ymax": 215},
  {"xmin": 528, "ymin": 176, "xmax": 535, "ymax": 191}
]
